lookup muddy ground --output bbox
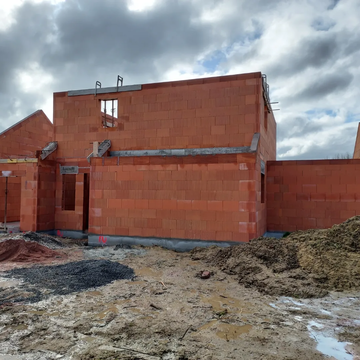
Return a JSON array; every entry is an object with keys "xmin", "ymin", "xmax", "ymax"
[{"xmin": 0, "ymin": 226, "xmax": 359, "ymax": 359}]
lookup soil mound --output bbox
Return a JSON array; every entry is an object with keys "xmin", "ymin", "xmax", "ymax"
[
  {"xmin": 290, "ymin": 216, "xmax": 360, "ymax": 290},
  {"xmin": 191, "ymin": 216, "xmax": 360, "ymax": 298},
  {"xmin": 0, "ymin": 239, "xmax": 62, "ymax": 263}
]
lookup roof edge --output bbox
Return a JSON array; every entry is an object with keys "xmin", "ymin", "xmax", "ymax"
[
  {"xmin": 55, "ymin": 71, "xmax": 263, "ymax": 94},
  {"xmin": 0, "ymin": 110, "xmax": 52, "ymax": 137}
]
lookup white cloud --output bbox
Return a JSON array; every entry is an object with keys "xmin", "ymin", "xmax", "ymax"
[{"xmin": 126, "ymin": 0, "xmax": 161, "ymax": 12}]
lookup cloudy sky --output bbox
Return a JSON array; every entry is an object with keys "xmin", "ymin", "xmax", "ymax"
[{"xmin": 0, "ymin": 0, "xmax": 359, "ymax": 159}]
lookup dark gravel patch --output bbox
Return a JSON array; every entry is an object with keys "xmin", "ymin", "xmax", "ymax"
[
  {"xmin": 23, "ymin": 232, "xmax": 64, "ymax": 249},
  {"xmin": 1, "ymin": 260, "xmax": 134, "ymax": 305}
]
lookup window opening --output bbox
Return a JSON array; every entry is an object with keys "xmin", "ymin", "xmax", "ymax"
[
  {"xmin": 101, "ymin": 99, "xmax": 118, "ymax": 128},
  {"xmin": 261, "ymin": 173, "xmax": 265, "ymax": 203},
  {"xmin": 62, "ymin": 174, "xmax": 76, "ymax": 211}
]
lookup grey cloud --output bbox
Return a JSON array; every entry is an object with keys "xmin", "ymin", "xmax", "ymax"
[
  {"xmin": 277, "ymin": 116, "xmax": 323, "ymax": 142},
  {"xmin": 7, "ymin": 0, "xmax": 256, "ymax": 93},
  {"xmin": 266, "ymin": 34, "xmax": 338, "ymax": 78},
  {"xmin": 311, "ymin": 16, "xmax": 336, "ymax": 31},
  {"xmin": 327, "ymin": 0, "xmax": 340, "ymax": 10},
  {"xmin": 0, "ymin": 2, "xmax": 54, "ymax": 92},
  {"xmin": 284, "ymin": 71, "xmax": 353, "ymax": 104}
]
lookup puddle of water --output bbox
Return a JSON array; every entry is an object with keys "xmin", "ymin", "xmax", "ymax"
[
  {"xmin": 83, "ymin": 336, "xmax": 98, "ymax": 343},
  {"xmin": 201, "ymin": 294, "xmax": 251, "ymax": 313},
  {"xmin": 96, "ymin": 305, "xmax": 119, "ymax": 319},
  {"xmin": 273, "ymin": 295, "xmax": 359, "ymax": 360},
  {"xmin": 280, "ymin": 297, "xmax": 304, "ymax": 307},
  {"xmin": 216, "ymin": 324, "xmax": 252, "ymax": 340},
  {"xmin": 198, "ymin": 320, "xmax": 218, "ymax": 331},
  {"xmin": 197, "ymin": 320, "xmax": 252, "ymax": 340},
  {"xmin": 0, "ymin": 280, "xmax": 21, "ymax": 288},
  {"xmin": 28, "ymin": 310, "xmax": 60, "ymax": 317},
  {"xmin": 309, "ymin": 320, "xmax": 324, "ymax": 330},
  {"xmin": 8, "ymin": 325, "xmax": 28, "ymax": 331},
  {"xmin": 135, "ymin": 267, "xmax": 163, "ymax": 279},
  {"xmin": 128, "ymin": 308, "xmax": 141, "ymax": 313},
  {"xmin": 127, "ymin": 280, "xmax": 146, "ymax": 286},
  {"xmin": 308, "ymin": 324, "xmax": 353, "ymax": 360},
  {"xmin": 320, "ymin": 309, "xmax": 332, "ymax": 315}
]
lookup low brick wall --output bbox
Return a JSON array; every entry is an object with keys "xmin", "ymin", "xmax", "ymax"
[{"xmin": 267, "ymin": 159, "xmax": 360, "ymax": 232}]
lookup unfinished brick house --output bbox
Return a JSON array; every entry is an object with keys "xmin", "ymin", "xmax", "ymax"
[
  {"xmin": 53, "ymin": 72, "xmax": 276, "ymax": 247},
  {"xmin": 0, "ymin": 72, "xmax": 275, "ymax": 247},
  {"xmin": 1, "ymin": 72, "xmax": 359, "ymax": 248}
]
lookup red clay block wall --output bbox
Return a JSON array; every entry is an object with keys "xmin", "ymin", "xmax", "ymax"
[
  {"xmin": 354, "ymin": 123, "xmax": 360, "ymax": 158},
  {"xmin": 267, "ymin": 159, "xmax": 360, "ymax": 232},
  {"xmin": 89, "ymin": 153, "xmax": 259, "ymax": 242},
  {"xmin": 0, "ymin": 163, "xmax": 38, "ymax": 230},
  {"xmin": 54, "ymin": 72, "xmax": 263, "ymax": 159},
  {"xmin": 36, "ymin": 163, "xmax": 56, "ymax": 231},
  {"xmin": 0, "ymin": 177, "xmax": 21, "ymax": 223},
  {"xmin": 258, "ymin": 99, "xmax": 276, "ymax": 162},
  {"xmin": 0, "ymin": 110, "xmax": 53, "ymax": 158},
  {"xmin": 55, "ymin": 171, "xmax": 86, "ymax": 231}
]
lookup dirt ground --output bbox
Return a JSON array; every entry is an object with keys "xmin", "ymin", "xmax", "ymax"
[{"xmin": 0, "ymin": 224, "xmax": 359, "ymax": 359}]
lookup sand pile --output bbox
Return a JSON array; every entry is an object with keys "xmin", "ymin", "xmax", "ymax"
[
  {"xmin": 191, "ymin": 216, "xmax": 360, "ymax": 298},
  {"xmin": 0, "ymin": 239, "xmax": 62, "ymax": 263}
]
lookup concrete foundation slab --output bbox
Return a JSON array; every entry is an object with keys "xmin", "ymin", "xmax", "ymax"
[{"xmin": 88, "ymin": 234, "xmax": 241, "ymax": 252}]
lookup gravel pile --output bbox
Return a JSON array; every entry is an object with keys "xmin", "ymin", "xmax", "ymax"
[
  {"xmin": 23, "ymin": 232, "xmax": 65, "ymax": 249},
  {"xmin": 1, "ymin": 260, "xmax": 134, "ymax": 305}
]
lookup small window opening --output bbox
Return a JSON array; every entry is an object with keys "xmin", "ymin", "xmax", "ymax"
[
  {"xmin": 62, "ymin": 174, "xmax": 76, "ymax": 211},
  {"xmin": 101, "ymin": 99, "xmax": 118, "ymax": 128},
  {"xmin": 261, "ymin": 173, "xmax": 265, "ymax": 203}
]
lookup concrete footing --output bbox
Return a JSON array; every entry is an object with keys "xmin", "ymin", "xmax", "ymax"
[{"xmin": 88, "ymin": 234, "xmax": 241, "ymax": 252}]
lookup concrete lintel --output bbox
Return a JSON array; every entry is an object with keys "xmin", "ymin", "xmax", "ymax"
[
  {"xmin": 40, "ymin": 141, "xmax": 58, "ymax": 160},
  {"xmin": 68, "ymin": 84, "xmax": 142, "ymax": 96},
  {"xmin": 88, "ymin": 234, "xmax": 241, "ymax": 252},
  {"xmin": 0, "ymin": 158, "xmax": 38, "ymax": 164},
  {"xmin": 250, "ymin": 133, "xmax": 260, "ymax": 152},
  {"xmin": 110, "ymin": 146, "xmax": 252, "ymax": 158}
]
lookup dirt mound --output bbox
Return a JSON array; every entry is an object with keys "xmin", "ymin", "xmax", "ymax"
[
  {"xmin": 290, "ymin": 216, "xmax": 360, "ymax": 290},
  {"xmin": 191, "ymin": 216, "xmax": 360, "ymax": 298},
  {"xmin": 0, "ymin": 239, "xmax": 62, "ymax": 263}
]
